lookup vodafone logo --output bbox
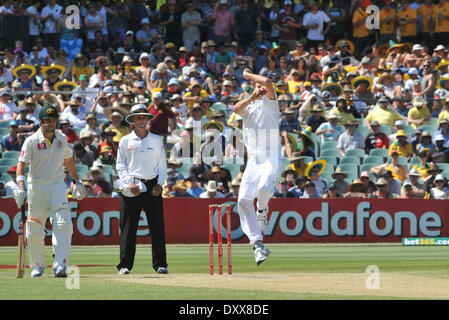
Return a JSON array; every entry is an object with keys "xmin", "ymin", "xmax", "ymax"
[{"xmin": 37, "ymin": 143, "xmax": 46, "ymax": 150}]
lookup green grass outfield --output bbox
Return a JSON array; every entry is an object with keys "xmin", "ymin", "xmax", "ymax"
[{"xmin": 1, "ymin": 244, "xmax": 449, "ymax": 300}]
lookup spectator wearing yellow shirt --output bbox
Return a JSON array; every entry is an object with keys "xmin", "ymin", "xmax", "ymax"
[
  {"xmin": 433, "ymin": 0, "xmax": 449, "ymax": 44},
  {"xmin": 104, "ymin": 105, "xmax": 130, "ymax": 143},
  {"xmin": 417, "ymin": 0, "xmax": 436, "ymax": 48},
  {"xmin": 397, "ymin": 0, "xmax": 418, "ymax": 43},
  {"xmin": 371, "ymin": 149, "xmax": 408, "ymax": 182},
  {"xmin": 437, "ymin": 97, "xmax": 449, "ymax": 124},
  {"xmin": 407, "ymin": 96, "xmax": 431, "ymax": 129},
  {"xmin": 364, "ymin": 96, "xmax": 403, "ymax": 128},
  {"xmin": 379, "ymin": 0, "xmax": 397, "ymax": 44},
  {"xmin": 389, "ymin": 130, "xmax": 414, "ymax": 160},
  {"xmin": 328, "ymin": 98, "xmax": 356, "ymax": 127},
  {"xmin": 183, "ymin": 80, "xmax": 210, "ymax": 111},
  {"xmin": 352, "ymin": 0, "xmax": 374, "ymax": 57},
  {"xmin": 412, "ymin": 149, "xmax": 431, "ymax": 179},
  {"xmin": 71, "ymin": 54, "xmax": 94, "ymax": 83}
]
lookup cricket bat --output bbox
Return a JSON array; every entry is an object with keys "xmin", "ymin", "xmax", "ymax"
[{"xmin": 16, "ymin": 205, "xmax": 26, "ymax": 278}]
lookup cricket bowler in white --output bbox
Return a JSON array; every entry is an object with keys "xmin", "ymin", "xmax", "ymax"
[
  {"xmin": 233, "ymin": 69, "xmax": 281, "ymax": 265},
  {"xmin": 13, "ymin": 106, "xmax": 85, "ymax": 278}
]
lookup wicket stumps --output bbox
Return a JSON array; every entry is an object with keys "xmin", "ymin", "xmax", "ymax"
[{"xmin": 209, "ymin": 204, "xmax": 232, "ymax": 275}]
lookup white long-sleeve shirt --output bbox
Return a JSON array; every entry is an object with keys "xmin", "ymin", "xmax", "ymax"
[{"xmin": 116, "ymin": 130, "xmax": 166, "ymax": 186}]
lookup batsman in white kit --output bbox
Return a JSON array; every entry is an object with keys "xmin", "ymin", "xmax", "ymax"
[
  {"xmin": 13, "ymin": 106, "xmax": 85, "ymax": 278},
  {"xmin": 233, "ymin": 69, "xmax": 281, "ymax": 265}
]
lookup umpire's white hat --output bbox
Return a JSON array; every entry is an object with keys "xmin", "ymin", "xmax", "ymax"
[{"xmin": 125, "ymin": 104, "xmax": 154, "ymax": 124}]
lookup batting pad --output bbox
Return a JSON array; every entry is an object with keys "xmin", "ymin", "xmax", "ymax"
[
  {"xmin": 26, "ymin": 219, "xmax": 47, "ymax": 269},
  {"xmin": 237, "ymin": 198, "xmax": 263, "ymax": 245},
  {"xmin": 52, "ymin": 209, "xmax": 73, "ymax": 267}
]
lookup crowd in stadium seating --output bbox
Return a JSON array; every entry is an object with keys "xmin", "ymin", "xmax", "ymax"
[{"xmin": 0, "ymin": 0, "xmax": 449, "ymax": 200}]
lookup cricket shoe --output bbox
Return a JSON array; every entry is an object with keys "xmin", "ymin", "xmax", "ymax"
[
  {"xmin": 31, "ymin": 266, "xmax": 44, "ymax": 278},
  {"xmin": 118, "ymin": 268, "xmax": 130, "ymax": 275},
  {"xmin": 256, "ymin": 206, "xmax": 269, "ymax": 230},
  {"xmin": 254, "ymin": 245, "xmax": 271, "ymax": 266},
  {"xmin": 157, "ymin": 267, "xmax": 169, "ymax": 274},
  {"xmin": 53, "ymin": 265, "xmax": 67, "ymax": 278}
]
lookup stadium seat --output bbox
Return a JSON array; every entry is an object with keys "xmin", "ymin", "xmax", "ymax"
[
  {"xmin": 318, "ymin": 156, "xmax": 338, "ymax": 167},
  {"xmin": 404, "ymin": 125, "xmax": 414, "ymax": 137},
  {"xmin": 356, "ymin": 125, "xmax": 369, "ymax": 138},
  {"xmin": 387, "ymin": 156, "xmax": 408, "ymax": 167},
  {"xmin": 320, "ymin": 141, "xmax": 337, "ymax": 152},
  {"xmin": 339, "ymin": 164, "xmax": 359, "ymax": 177},
  {"xmin": 409, "ymin": 156, "xmax": 420, "ymax": 168},
  {"xmin": 0, "ymin": 158, "xmax": 17, "ymax": 166},
  {"xmin": 363, "ymin": 156, "xmax": 383, "ymax": 165},
  {"xmin": 419, "ymin": 125, "xmax": 438, "ymax": 136},
  {"xmin": 177, "ymin": 164, "xmax": 191, "ymax": 179},
  {"xmin": 379, "ymin": 125, "xmax": 392, "ymax": 136},
  {"xmin": 360, "ymin": 163, "xmax": 377, "ymax": 175},
  {"xmin": 344, "ymin": 148, "xmax": 365, "ymax": 162},
  {"xmin": 0, "ymin": 121, "xmax": 10, "ymax": 128},
  {"xmin": 427, "ymin": 118, "xmax": 439, "ymax": 127},
  {"xmin": 369, "ymin": 148, "xmax": 389, "ymax": 160},
  {"xmin": 321, "ymin": 149, "xmax": 341, "ymax": 159},
  {"xmin": 340, "ymin": 156, "xmax": 360, "ymax": 165},
  {"xmin": 436, "ymin": 163, "xmax": 449, "ymax": 173},
  {"xmin": 96, "ymin": 119, "xmax": 109, "ymax": 127},
  {"xmin": 221, "ymin": 164, "xmax": 241, "ymax": 179},
  {"xmin": 1, "ymin": 151, "xmax": 20, "ymax": 160}
]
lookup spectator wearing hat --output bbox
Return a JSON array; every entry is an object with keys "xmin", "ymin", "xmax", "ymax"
[
  {"xmin": 297, "ymin": 127, "xmax": 316, "ymax": 160},
  {"xmin": 58, "ymin": 119, "xmax": 78, "ymax": 144},
  {"xmin": 212, "ymin": 0, "xmax": 234, "ymax": 44},
  {"xmin": 171, "ymin": 180, "xmax": 193, "ymax": 198},
  {"xmin": 315, "ymin": 113, "xmax": 344, "ymax": 143},
  {"xmin": 79, "ymin": 113, "xmax": 100, "ymax": 143},
  {"xmin": 273, "ymin": 1, "xmax": 302, "ymax": 51},
  {"xmin": 89, "ymin": 91, "xmax": 112, "ymax": 120},
  {"xmin": 183, "ymin": 80, "xmax": 210, "ymax": 111},
  {"xmin": 429, "ymin": 174, "xmax": 449, "ymax": 199},
  {"xmin": 415, "ymin": 131, "xmax": 435, "ymax": 154},
  {"xmin": 301, "ymin": 181, "xmax": 320, "ymax": 198},
  {"xmin": 200, "ymin": 180, "xmax": 225, "ymax": 198},
  {"xmin": 1, "ymin": 120, "xmax": 25, "ymax": 152},
  {"xmin": 389, "ymin": 129, "xmax": 414, "ymax": 160},
  {"xmin": 364, "ymin": 96, "xmax": 403, "ymax": 128},
  {"xmin": 181, "ymin": 1, "xmax": 202, "ymax": 51},
  {"xmin": 365, "ymin": 120, "xmax": 389, "ymax": 154},
  {"xmin": 412, "ymin": 149, "xmax": 432, "ymax": 178},
  {"xmin": 184, "ymin": 175, "xmax": 204, "ymax": 198},
  {"xmin": 98, "ymin": 127, "xmax": 118, "ymax": 158},
  {"xmin": 104, "ymin": 102, "xmax": 130, "ymax": 144},
  {"xmin": 279, "ymin": 107, "xmax": 301, "ymax": 133},
  {"xmin": 149, "ymin": 63, "xmax": 176, "ymax": 90},
  {"xmin": 438, "ymin": 98, "xmax": 449, "ymax": 125},
  {"xmin": 94, "ymin": 144, "xmax": 116, "ymax": 169},
  {"xmin": 72, "ymin": 137, "xmax": 96, "ymax": 167},
  {"xmin": 147, "ymin": 91, "xmax": 177, "ymax": 141},
  {"xmin": 344, "ymin": 179, "xmax": 368, "ymax": 199},
  {"xmin": 0, "ymin": 88, "xmax": 18, "ymax": 121},
  {"xmin": 88, "ymin": 164, "xmax": 112, "ymax": 198},
  {"xmin": 330, "ymin": 166, "xmax": 349, "ymax": 195},
  {"xmin": 225, "ymin": 178, "xmax": 241, "ymax": 198},
  {"xmin": 60, "ymin": 100, "xmax": 87, "ymax": 129},
  {"xmin": 337, "ymin": 119, "xmax": 365, "ymax": 157},
  {"xmin": 323, "ymin": 182, "xmax": 343, "ymax": 199},
  {"xmin": 135, "ymin": 17, "xmax": 158, "ymax": 50},
  {"xmin": 170, "ymin": 93, "xmax": 188, "ymax": 127},
  {"xmin": 305, "ymin": 104, "xmax": 327, "ymax": 132},
  {"xmin": 14, "ymin": 104, "xmax": 35, "ymax": 132},
  {"xmin": 433, "ymin": 117, "xmax": 449, "ymax": 147},
  {"xmin": 428, "ymin": 133, "xmax": 449, "ymax": 163},
  {"xmin": 424, "ymin": 163, "xmax": 444, "ymax": 192},
  {"xmin": 407, "ymin": 168, "xmax": 425, "ymax": 191},
  {"xmin": 370, "ymin": 177, "xmax": 393, "ymax": 198},
  {"xmin": 407, "ymin": 96, "xmax": 431, "ymax": 129},
  {"xmin": 389, "ymin": 120, "xmax": 412, "ymax": 145},
  {"xmin": 4, "ymin": 166, "xmax": 22, "ymax": 197}
]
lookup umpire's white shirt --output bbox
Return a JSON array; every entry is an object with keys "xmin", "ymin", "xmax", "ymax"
[
  {"xmin": 18, "ymin": 129, "xmax": 73, "ymax": 186},
  {"xmin": 116, "ymin": 130, "xmax": 167, "ymax": 186}
]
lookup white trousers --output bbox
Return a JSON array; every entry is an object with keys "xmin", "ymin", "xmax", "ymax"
[
  {"xmin": 26, "ymin": 182, "xmax": 72, "ymax": 269},
  {"xmin": 237, "ymin": 150, "xmax": 281, "ymax": 245}
]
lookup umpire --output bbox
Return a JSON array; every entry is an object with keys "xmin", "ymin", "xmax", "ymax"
[{"xmin": 116, "ymin": 104, "xmax": 168, "ymax": 275}]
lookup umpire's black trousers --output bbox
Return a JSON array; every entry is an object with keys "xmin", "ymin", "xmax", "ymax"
[{"xmin": 117, "ymin": 177, "xmax": 167, "ymax": 272}]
